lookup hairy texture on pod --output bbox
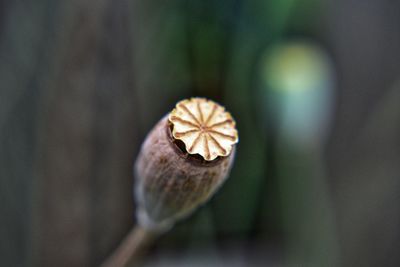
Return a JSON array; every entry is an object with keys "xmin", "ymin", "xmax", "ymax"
[{"xmin": 134, "ymin": 114, "xmax": 236, "ymax": 232}]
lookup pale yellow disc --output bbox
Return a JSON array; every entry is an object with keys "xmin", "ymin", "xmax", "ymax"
[{"xmin": 168, "ymin": 98, "xmax": 239, "ymax": 161}]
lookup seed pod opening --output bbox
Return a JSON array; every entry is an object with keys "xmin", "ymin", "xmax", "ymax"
[{"xmin": 134, "ymin": 98, "xmax": 239, "ymax": 232}]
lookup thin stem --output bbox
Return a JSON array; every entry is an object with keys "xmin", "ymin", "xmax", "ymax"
[{"xmin": 101, "ymin": 225, "xmax": 157, "ymax": 267}]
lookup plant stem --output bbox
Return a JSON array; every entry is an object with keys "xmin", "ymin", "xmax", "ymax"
[{"xmin": 101, "ymin": 225, "xmax": 156, "ymax": 267}]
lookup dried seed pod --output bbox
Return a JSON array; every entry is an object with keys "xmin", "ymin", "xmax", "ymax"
[{"xmin": 134, "ymin": 98, "xmax": 239, "ymax": 232}]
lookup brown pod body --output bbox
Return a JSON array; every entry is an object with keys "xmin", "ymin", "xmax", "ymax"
[{"xmin": 134, "ymin": 98, "xmax": 238, "ymax": 231}]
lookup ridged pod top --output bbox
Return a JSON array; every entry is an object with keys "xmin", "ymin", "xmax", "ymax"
[{"xmin": 168, "ymin": 98, "xmax": 239, "ymax": 161}]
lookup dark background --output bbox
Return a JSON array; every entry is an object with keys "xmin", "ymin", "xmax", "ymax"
[{"xmin": 1, "ymin": 0, "xmax": 400, "ymax": 266}]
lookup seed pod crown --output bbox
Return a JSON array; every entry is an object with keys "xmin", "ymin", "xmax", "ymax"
[{"xmin": 169, "ymin": 98, "xmax": 238, "ymax": 161}]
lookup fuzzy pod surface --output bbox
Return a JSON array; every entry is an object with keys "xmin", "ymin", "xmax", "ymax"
[{"xmin": 134, "ymin": 98, "xmax": 238, "ymax": 232}]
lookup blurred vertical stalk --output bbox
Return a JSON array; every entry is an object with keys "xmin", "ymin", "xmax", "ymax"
[
  {"xmin": 259, "ymin": 41, "xmax": 339, "ymax": 266},
  {"xmin": 32, "ymin": 1, "xmax": 108, "ymax": 266},
  {"xmin": 0, "ymin": 1, "xmax": 52, "ymax": 266}
]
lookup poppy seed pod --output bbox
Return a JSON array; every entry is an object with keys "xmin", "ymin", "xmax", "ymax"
[{"xmin": 134, "ymin": 98, "xmax": 239, "ymax": 232}]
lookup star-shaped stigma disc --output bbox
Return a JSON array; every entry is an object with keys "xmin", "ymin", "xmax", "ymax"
[{"xmin": 168, "ymin": 98, "xmax": 239, "ymax": 161}]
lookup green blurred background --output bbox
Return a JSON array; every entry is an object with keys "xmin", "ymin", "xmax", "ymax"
[{"xmin": 1, "ymin": 0, "xmax": 400, "ymax": 266}]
